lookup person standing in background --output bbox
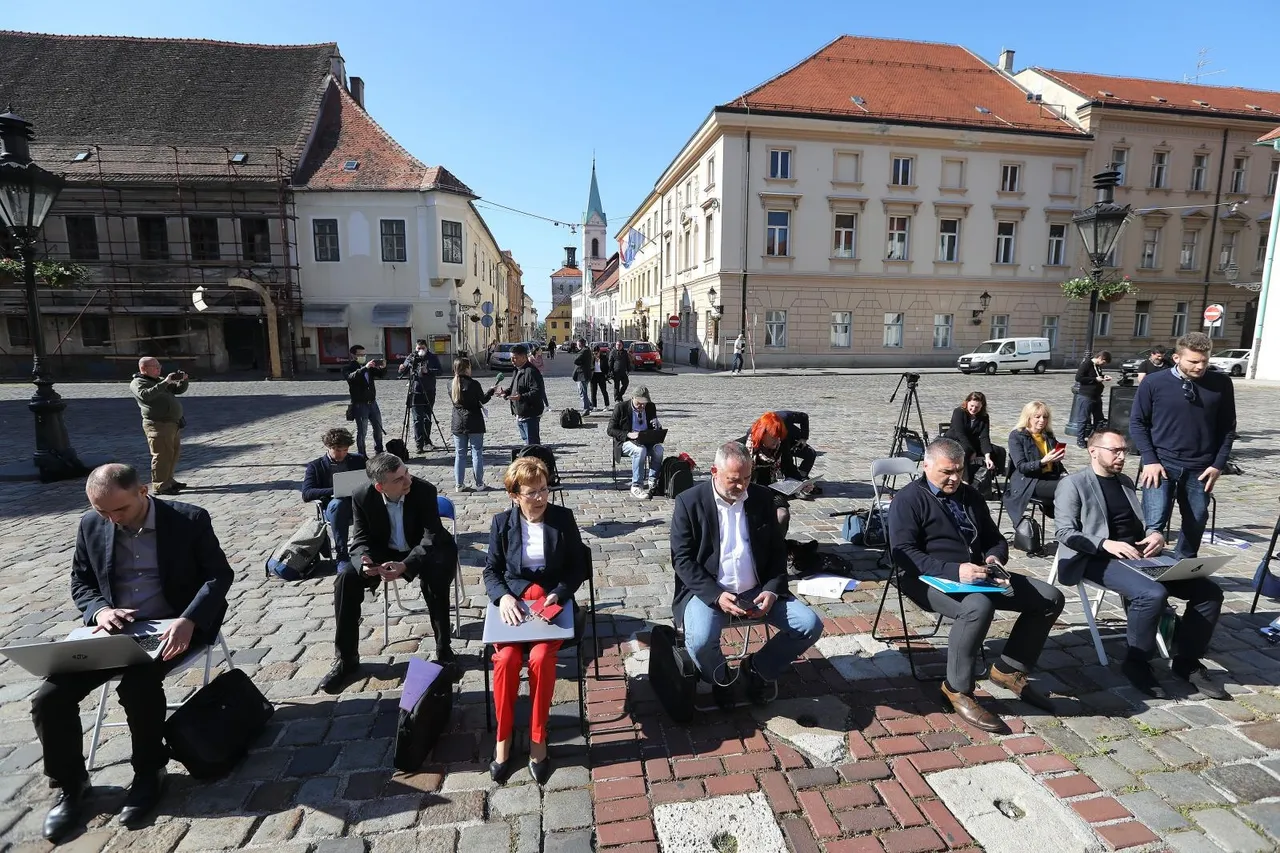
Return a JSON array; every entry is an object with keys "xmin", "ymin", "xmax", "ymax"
[
  {"xmin": 344, "ymin": 345, "xmax": 386, "ymax": 457},
  {"xmin": 572, "ymin": 338, "xmax": 594, "ymax": 416},
  {"xmin": 129, "ymin": 357, "xmax": 189, "ymax": 495},
  {"xmin": 1136, "ymin": 346, "xmax": 1171, "ymax": 384},
  {"xmin": 731, "ymin": 333, "xmax": 746, "ymax": 375},
  {"xmin": 609, "ymin": 340, "xmax": 631, "ymax": 400},
  {"xmin": 497, "ymin": 344, "xmax": 547, "ymax": 446},
  {"xmin": 399, "ymin": 339, "xmax": 441, "ymax": 453},
  {"xmin": 1073, "ymin": 351, "xmax": 1112, "ymax": 448}
]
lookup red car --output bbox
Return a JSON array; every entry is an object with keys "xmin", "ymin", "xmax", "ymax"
[{"xmin": 628, "ymin": 341, "xmax": 662, "ymax": 371}]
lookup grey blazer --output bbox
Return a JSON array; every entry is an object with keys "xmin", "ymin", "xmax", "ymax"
[{"xmin": 1052, "ymin": 469, "xmax": 1145, "ymax": 585}]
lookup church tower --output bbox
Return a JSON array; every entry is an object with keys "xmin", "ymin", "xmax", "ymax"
[{"xmin": 583, "ymin": 161, "xmax": 608, "ymax": 278}]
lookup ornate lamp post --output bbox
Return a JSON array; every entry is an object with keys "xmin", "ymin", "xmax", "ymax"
[
  {"xmin": 1072, "ymin": 170, "xmax": 1135, "ymax": 360},
  {"xmin": 0, "ymin": 111, "xmax": 91, "ymax": 482}
]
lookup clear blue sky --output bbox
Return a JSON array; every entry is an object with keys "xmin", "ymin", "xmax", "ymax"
[{"xmin": 11, "ymin": 1, "xmax": 1280, "ymax": 315}]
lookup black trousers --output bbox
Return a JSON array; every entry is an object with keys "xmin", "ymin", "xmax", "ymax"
[
  {"xmin": 31, "ymin": 643, "xmax": 200, "ymax": 788},
  {"xmin": 1031, "ymin": 478, "xmax": 1059, "ymax": 518},
  {"xmin": 1078, "ymin": 395, "xmax": 1105, "ymax": 446},
  {"xmin": 590, "ymin": 374, "xmax": 611, "ymax": 408},
  {"xmin": 1081, "ymin": 557, "xmax": 1223, "ymax": 663},
  {"xmin": 782, "ymin": 444, "xmax": 817, "ymax": 479},
  {"xmin": 613, "ymin": 372, "xmax": 629, "ymax": 400},
  {"xmin": 334, "ymin": 547, "xmax": 456, "ymax": 659}
]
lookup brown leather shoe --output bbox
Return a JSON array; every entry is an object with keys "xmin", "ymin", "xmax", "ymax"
[
  {"xmin": 941, "ymin": 681, "xmax": 1002, "ymax": 732},
  {"xmin": 987, "ymin": 664, "xmax": 1054, "ymax": 711}
]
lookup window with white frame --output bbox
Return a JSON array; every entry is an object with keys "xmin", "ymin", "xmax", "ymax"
[
  {"xmin": 1133, "ymin": 300, "xmax": 1152, "ymax": 337},
  {"xmin": 1258, "ymin": 228, "xmax": 1269, "ymax": 269},
  {"xmin": 937, "ymin": 218, "xmax": 959, "ymax": 262},
  {"xmin": 1140, "ymin": 227, "xmax": 1161, "ymax": 268},
  {"xmin": 441, "ymin": 220, "xmax": 463, "ymax": 264},
  {"xmin": 1095, "ymin": 303, "xmax": 1112, "ymax": 337},
  {"xmin": 1269, "ymin": 160, "xmax": 1279, "ymax": 196},
  {"xmin": 886, "ymin": 216, "xmax": 910, "ymax": 260},
  {"xmin": 1220, "ymin": 231, "xmax": 1238, "ymax": 270},
  {"xmin": 1180, "ymin": 230, "xmax": 1198, "ymax": 270},
  {"xmin": 1042, "ymin": 315, "xmax": 1059, "ymax": 348},
  {"xmin": 380, "ymin": 219, "xmax": 407, "ymax": 263},
  {"xmin": 769, "ymin": 149, "xmax": 791, "ymax": 179},
  {"xmin": 1000, "ymin": 164, "xmax": 1021, "ymax": 192},
  {"xmin": 830, "ymin": 312, "xmax": 851, "ymax": 347},
  {"xmin": 1191, "ymin": 153, "xmax": 1209, "ymax": 191},
  {"xmin": 682, "ymin": 225, "xmax": 693, "ymax": 269},
  {"xmin": 891, "ymin": 156, "xmax": 914, "ymax": 187},
  {"xmin": 764, "ymin": 310, "xmax": 787, "ymax": 347},
  {"xmin": 835, "ymin": 151, "xmax": 860, "ymax": 183},
  {"xmin": 1047, "ymin": 223, "xmax": 1067, "ymax": 265},
  {"xmin": 766, "ymin": 210, "xmax": 790, "ymax": 256},
  {"xmin": 705, "ymin": 214, "xmax": 714, "ymax": 260},
  {"xmin": 1150, "ymin": 151, "xmax": 1169, "ymax": 188},
  {"xmin": 1172, "ymin": 301, "xmax": 1188, "ymax": 337},
  {"xmin": 1112, "ymin": 148, "xmax": 1128, "ymax": 184},
  {"xmin": 833, "ymin": 213, "xmax": 857, "ymax": 258},
  {"xmin": 990, "ymin": 314, "xmax": 1009, "ymax": 338},
  {"xmin": 883, "ymin": 312, "xmax": 904, "ymax": 347},
  {"xmin": 995, "ymin": 221, "xmax": 1016, "ymax": 264},
  {"xmin": 932, "ymin": 314, "xmax": 953, "ymax": 349},
  {"xmin": 665, "ymin": 238, "xmax": 671, "ymax": 274},
  {"xmin": 941, "ymin": 158, "xmax": 964, "ymax": 189},
  {"xmin": 1230, "ymin": 156, "xmax": 1248, "ymax": 194},
  {"xmin": 706, "ymin": 154, "xmax": 716, "ymax": 187},
  {"xmin": 1051, "ymin": 165, "xmax": 1074, "ymax": 195}
]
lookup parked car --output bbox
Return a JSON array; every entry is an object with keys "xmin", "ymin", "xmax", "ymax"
[
  {"xmin": 1120, "ymin": 352, "xmax": 1148, "ymax": 373},
  {"xmin": 1209, "ymin": 348, "xmax": 1251, "ymax": 376},
  {"xmin": 629, "ymin": 340, "xmax": 662, "ymax": 371},
  {"xmin": 557, "ymin": 341, "xmax": 574, "ymax": 352},
  {"xmin": 956, "ymin": 337, "xmax": 1051, "ymax": 375},
  {"xmin": 487, "ymin": 342, "xmax": 520, "ymax": 370},
  {"xmin": 592, "ymin": 341, "xmax": 611, "ymax": 356}
]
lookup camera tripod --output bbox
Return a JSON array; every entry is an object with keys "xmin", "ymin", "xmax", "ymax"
[
  {"xmin": 887, "ymin": 372, "xmax": 930, "ymax": 459},
  {"xmin": 400, "ymin": 376, "xmax": 449, "ymax": 452}
]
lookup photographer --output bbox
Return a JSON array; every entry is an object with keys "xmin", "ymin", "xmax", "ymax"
[
  {"xmin": 129, "ymin": 357, "xmax": 190, "ymax": 495},
  {"xmin": 399, "ymin": 339, "xmax": 442, "ymax": 453},
  {"xmin": 344, "ymin": 345, "xmax": 386, "ymax": 457}
]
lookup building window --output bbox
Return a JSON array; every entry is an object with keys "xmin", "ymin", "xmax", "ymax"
[
  {"xmin": 1219, "ymin": 231, "xmax": 1238, "ymax": 270},
  {"xmin": 318, "ymin": 327, "xmax": 350, "ymax": 364},
  {"xmin": 1133, "ymin": 300, "xmax": 1152, "ymax": 337},
  {"xmin": 932, "ymin": 314, "xmax": 953, "ymax": 349},
  {"xmin": 1172, "ymin": 301, "xmax": 1189, "ymax": 337},
  {"xmin": 830, "ymin": 312, "xmax": 851, "ymax": 348},
  {"xmin": 240, "ymin": 217, "xmax": 271, "ymax": 263},
  {"xmin": 768, "ymin": 149, "xmax": 791, "ymax": 179},
  {"xmin": 937, "ymin": 218, "xmax": 959, "ymax": 262},
  {"xmin": 1096, "ymin": 303, "xmax": 1112, "ymax": 337},
  {"xmin": 189, "ymin": 217, "xmax": 220, "ymax": 262},
  {"xmin": 883, "ymin": 312, "xmax": 904, "ymax": 348},
  {"xmin": 1042, "ymin": 315, "xmax": 1059, "ymax": 348},
  {"xmin": 1191, "ymin": 153, "xmax": 1209, "ymax": 191},
  {"xmin": 1140, "ymin": 227, "xmax": 1161, "ymax": 269},
  {"xmin": 1051, "ymin": 166, "xmax": 1074, "ymax": 195},
  {"xmin": 7, "ymin": 316, "xmax": 31, "ymax": 348},
  {"xmin": 1259, "ymin": 229, "xmax": 1269, "ymax": 269},
  {"xmin": 80, "ymin": 315, "xmax": 109, "ymax": 347},
  {"xmin": 764, "ymin": 310, "xmax": 787, "ymax": 347},
  {"xmin": 1269, "ymin": 160, "xmax": 1279, "ymax": 196},
  {"xmin": 434, "ymin": 219, "xmax": 460, "ymax": 265},
  {"xmin": 1150, "ymin": 151, "xmax": 1169, "ymax": 189},
  {"xmin": 1180, "ymin": 230, "xmax": 1198, "ymax": 270},
  {"xmin": 378, "ymin": 219, "xmax": 407, "ymax": 263},
  {"xmin": 137, "ymin": 216, "xmax": 169, "ymax": 261},
  {"xmin": 941, "ymin": 158, "xmax": 964, "ymax": 189},
  {"xmin": 766, "ymin": 210, "xmax": 790, "ymax": 256},
  {"xmin": 1111, "ymin": 148, "xmax": 1128, "ymax": 185},
  {"xmin": 995, "ymin": 221, "xmax": 1016, "ymax": 264},
  {"xmin": 1211, "ymin": 313, "xmax": 1226, "ymax": 339},
  {"xmin": 682, "ymin": 226, "xmax": 693, "ymax": 269},
  {"xmin": 1047, "ymin": 223, "xmax": 1067, "ymax": 265},
  {"xmin": 990, "ymin": 314, "xmax": 1009, "ymax": 339},
  {"xmin": 835, "ymin": 151, "xmax": 860, "ymax": 183},
  {"xmin": 1000, "ymin": 163, "xmax": 1021, "ymax": 192},
  {"xmin": 705, "ymin": 214, "xmax": 714, "ymax": 260},
  {"xmin": 891, "ymin": 156, "xmax": 914, "ymax": 187},
  {"xmin": 706, "ymin": 154, "xmax": 716, "ymax": 187},
  {"xmin": 664, "ymin": 238, "xmax": 672, "ymax": 274},
  {"xmin": 591, "ymin": 238, "xmax": 600, "ymax": 259},
  {"xmin": 313, "ymin": 219, "xmax": 340, "ymax": 262},
  {"xmin": 886, "ymin": 216, "xmax": 910, "ymax": 260},
  {"xmin": 1230, "ymin": 157, "xmax": 1248, "ymax": 194},
  {"xmin": 833, "ymin": 213, "xmax": 857, "ymax": 258},
  {"xmin": 65, "ymin": 216, "xmax": 99, "ymax": 261}
]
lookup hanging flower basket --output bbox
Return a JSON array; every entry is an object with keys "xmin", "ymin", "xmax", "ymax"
[
  {"xmin": 0, "ymin": 257, "xmax": 92, "ymax": 288},
  {"xmin": 1060, "ymin": 274, "xmax": 1133, "ymax": 302}
]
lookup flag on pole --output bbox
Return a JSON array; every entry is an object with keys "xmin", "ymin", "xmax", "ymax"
[{"xmin": 619, "ymin": 228, "xmax": 645, "ymax": 269}]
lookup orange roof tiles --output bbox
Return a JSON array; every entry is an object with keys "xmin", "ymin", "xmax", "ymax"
[
  {"xmin": 721, "ymin": 35, "xmax": 1083, "ymax": 136},
  {"xmin": 1260, "ymin": 126, "xmax": 1280, "ymax": 144},
  {"xmin": 550, "ymin": 266, "xmax": 582, "ymax": 279},
  {"xmin": 591, "ymin": 254, "xmax": 620, "ymax": 296},
  {"xmin": 1036, "ymin": 69, "xmax": 1280, "ymax": 120}
]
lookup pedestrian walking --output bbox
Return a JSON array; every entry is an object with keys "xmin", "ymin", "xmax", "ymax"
[
  {"xmin": 344, "ymin": 345, "xmax": 386, "ymax": 457},
  {"xmin": 590, "ymin": 346, "xmax": 611, "ymax": 409},
  {"xmin": 450, "ymin": 357, "xmax": 497, "ymax": 491},
  {"xmin": 731, "ymin": 333, "xmax": 746, "ymax": 375},
  {"xmin": 129, "ymin": 357, "xmax": 189, "ymax": 495},
  {"xmin": 608, "ymin": 340, "xmax": 631, "ymax": 400},
  {"xmin": 497, "ymin": 344, "xmax": 547, "ymax": 446},
  {"xmin": 398, "ymin": 338, "xmax": 441, "ymax": 453},
  {"xmin": 1072, "ymin": 351, "xmax": 1112, "ymax": 447},
  {"xmin": 529, "ymin": 346, "xmax": 545, "ymax": 371},
  {"xmin": 572, "ymin": 338, "xmax": 594, "ymax": 415}
]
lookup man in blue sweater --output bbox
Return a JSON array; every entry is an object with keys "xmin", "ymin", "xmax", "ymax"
[
  {"xmin": 301, "ymin": 428, "xmax": 368, "ymax": 572},
  {"xmin": 1130, "ymin": 332, "xmax": 1236, "ymax": 558}
]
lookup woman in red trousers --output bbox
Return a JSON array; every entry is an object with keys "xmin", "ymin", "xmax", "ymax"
[{"xmin": 484, "ymin": 456, "xmax": 586, "ymax": 784}]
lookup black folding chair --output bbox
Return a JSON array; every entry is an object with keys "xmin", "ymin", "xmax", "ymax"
[{"xmin": 510, "ymin": 445, "xmax": 566, "ymax": 505}]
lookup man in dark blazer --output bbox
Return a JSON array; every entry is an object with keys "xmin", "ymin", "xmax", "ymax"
[
  {"xmin": 1054, "ymin": 428, "xmax": 1226, "ymax": 700},
  {"xmin": 344, "ymin": 344, "xmax": 387, "ymax": 457},
  {"xmin": 572, "ymin": 338, "xmax": 595, "ymax": 415},
  {"xmin": 889, "ymin": 439, "xmax": 1063, "ymax": 732},
  {"xmin": 322, "ymin": 453, "xmax": 458, "ymax": 692},
  {"xmin": 669, "ymin": 441, "xmax": 822, "ymax": 708},
  {"xmin": 607, "ymin": 385, "xmax": 664, "ymax": 499},
  {"xmin": 301, "ymin": 427, "xmax": 368, "ymax": 571},
  {"xmin": 31, "ymin": 463, "xmax": 232, "ymax": 841}
]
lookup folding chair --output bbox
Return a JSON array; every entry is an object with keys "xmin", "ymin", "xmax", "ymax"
[
  {"xmin": 1251, "ymin": 502, "xmax": 1280, "ymax": 615},
  {"xmin": 1047, "ymin": 552, "xmax": 1169, "ymax": 666},
  {"xmin": 610, "ymin": 439, "xmax": 628, "ymax": 490},
  {"xmin": 87, "ymin": 634, "xmax": 234, "ymax": 769},
  {"xmin": 381, "ymin": 495, "xmax": 464, "ymax": 646},
  {"xmin": 996, "ymin": 455, "xmax": 1052, "ymax": 539}
]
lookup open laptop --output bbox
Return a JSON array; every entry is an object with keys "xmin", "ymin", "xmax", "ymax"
[
  {"xmin": 1, "ymin": 619, "xmax": 175, "ymax": 678},
  {"xmin": 1119, "ymin": 555, "xmax": 1233, "ymax": 582},
  {"xmin": 332, "ymin": 469, "xmax": 369, "ymax": 498},
  {"xmin": 633, "ymin": 428, "xmax": 668, "ymax": 446},
  {"xmin": 771, "ymin": 476, "xmax": 821, "ymax": 497},
  {"xmin": 482, "ymin": 599, "xmax": 575, "ymax": 644}
]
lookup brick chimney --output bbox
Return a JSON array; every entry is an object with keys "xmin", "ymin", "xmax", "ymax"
[{"xmin": 349, "ymin": 76, "xmax": 365, "ymax": 108}]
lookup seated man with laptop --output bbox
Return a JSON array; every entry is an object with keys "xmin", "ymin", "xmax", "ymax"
[
  {"xmin": 302, "ymin": 427, "xmax": 368, "ymax": 572},
  {"xmin": 23, "ymin": 463, "xmax": 233, "ymax": 841},
  {"xmin": 607, "ymin": 385, "xmax": 666, "ymax": 500},
  {"xmin": 1054, "ymin": 428, "xmax": 1228, "ymax": 700}
]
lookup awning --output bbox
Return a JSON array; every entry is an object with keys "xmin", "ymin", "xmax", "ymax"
[
  {"xmin": 371, "ymin": 303, "xmax": 413, "ymax": 326},
  {"xmin": 301, "ymin": 304, "xmax": 348, "ymax": 327}
]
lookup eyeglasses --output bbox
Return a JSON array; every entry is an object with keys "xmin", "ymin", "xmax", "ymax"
[
  {"xmin": 1182, "ymin": 379, "xmax": 1197, "ymax": 402},
  {"xmin": 517, "ymin": 488, "xmax": 550, "ymax": 500},
  {"xmin": 1095, "ymin": 446, "xmax": 1127, "ymax": 455}
]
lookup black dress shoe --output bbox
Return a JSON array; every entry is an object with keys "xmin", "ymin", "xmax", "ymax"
[
  {"xmin": 153, "ymin": 484, "xmax": 182, "ymax": 496},
  {"xmin": 741, "ymin": 654, "xmax": 776, "ymax": 706},
  {"xmin": 119, "ymin": 767, "xmax": 166, "ymax": 827},
  {"xmin": 490, "ymin": 758, "xmax": 513, "ymax": 783},
  {"xmin": 1174, "ymin": 663, "xmax": 1230, "ymax": 700},
  {"xmin": 172, "ymin": 481, "xmax": 188, "ymax": 489},
  {"xmin": 43, "ymin": 778, "xmax": 90, "ymax": 842},
  {"xmin": 1122, "ymin": 659, "xmax": 1168, "ymax": 699},
  {"xmin": 320, "ymin": 657, "xmax": 360, "ymax": 694},
  {"xmin": 529, "ymin": 755, "xmax": 551, "ymax": 785}
]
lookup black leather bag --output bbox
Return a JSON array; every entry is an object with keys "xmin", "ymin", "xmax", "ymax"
[
  {"xmin": 393, "ymin": 658, "xmax": 454, "ymax": 771},
  {"xmin": 648, "ymin": 623, "xmax": 697, "ymax": 723},
  {"xmin": 164, "ymin": 668, "xmax": 273, "ymax": 779},
  {"xmin": 1014, "ymin": 514, "xmax": 1044, "ymax": 556}
]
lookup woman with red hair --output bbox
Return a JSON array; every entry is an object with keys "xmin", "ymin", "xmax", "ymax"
[{"xmin": 744, "ymin": 411, "xmax": 792, "ymax": 536}]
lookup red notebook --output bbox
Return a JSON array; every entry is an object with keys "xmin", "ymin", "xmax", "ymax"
[{"xmin": 528, "ymin": 600, "xmax": 563, "ymax": 623}]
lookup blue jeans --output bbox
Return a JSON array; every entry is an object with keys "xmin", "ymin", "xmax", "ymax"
[
  {"xmin": 351, "ymin": 402, "xmax": 384, "ymax": 457},
  {"xmin": 411, "ymin": 402, "xmax": 434, "ymax": 448},
  {"xmin": 517, "ymin": 418, "xmax": 541, "ymax": 446},
  {"xmin": 1142, "ymin": 463, "xmax": 1211, "ymax": 557},
  {"xmin": 732, "ymin": 353, "xmax": 743, "ymax": 372},
  {"xmin": 682, "ymin": 589, "xmax": 823, "ymax": 684},
  {"xmin": 622, "ymin": 440, "xmax": 663, "ymax": 486},
  {"xmin": 1083, "ymin": 557, "xmax": 1222, "ymax": 662},
  {"xmin": 323, "ymin": 497, "xmax": 354, "ymax": 562},
  {"xmin": 453, "ymin": 433, "xmax": 484, "ymax": 486},
  {"xmin": 577, "ymin": 380, "xmax": 591, "ymax": 412}
]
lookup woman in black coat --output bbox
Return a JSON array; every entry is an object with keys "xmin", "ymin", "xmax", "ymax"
[
  {"xmin": 945, "ymin": 391, "xmax": 994, "ymax": 483},
  {"xmin": 1004, "ymin": 400, "xmax": 1066, "ymax": 521},
  {"xmin": 484, "ymin": 456, "xmax": 587, "ymax": 786},
  {"xmin": 449, "ymin": 357, "xmax": 497, "ymax": 491}
]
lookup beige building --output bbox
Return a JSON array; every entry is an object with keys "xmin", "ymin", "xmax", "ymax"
[{"xmin": 544, "ymin": 301, "xmax": 572, "ymax": 346}]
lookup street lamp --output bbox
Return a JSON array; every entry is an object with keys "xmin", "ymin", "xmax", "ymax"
[
  {"xmin": 0, "ymin": 111, "xmax": 91, "ymax": 482},
  {"xmin": 1072, "ymin": 169, "xmax": 1135, "ymax": 360}
]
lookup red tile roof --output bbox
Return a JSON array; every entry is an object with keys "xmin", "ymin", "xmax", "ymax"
[
  {"xmin": 1035, "ymin": 69, "xmax": 1280, "ymax": 121},
  {"xmin": 721, "ymin": 36, "xmax": 1083, "ymax": 136},
  {"xmin": 591, "ymin": 253, "xmax": 620, "ymax": 296},
  {"xmin": 1260, "ymin": 126, "xmax": 1280, "ymax": 144},
  {"xmin": 550, "ymin": 266, "xmax": 582, "ymax": 279}
]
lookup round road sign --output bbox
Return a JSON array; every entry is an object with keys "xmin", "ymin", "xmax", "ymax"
[
  {"xmin": 1203, "ymin": 304, "xmax": 1224, "ymax": 325},
  {"xmin": 668, "ymin": 314, "xmax": 681, "ymax": 329},
  {"xmin": 480, "ymin": 314, "xmax": 494, "ymax": 328}
]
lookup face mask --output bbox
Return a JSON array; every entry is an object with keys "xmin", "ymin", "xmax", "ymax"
[
  {"xmin": 356, "ymin": 355, "xmax": 367, "ymax": 364},
  {"xmin": 416, "ymin": 349, "xmax": 426, "ymax": 356}
]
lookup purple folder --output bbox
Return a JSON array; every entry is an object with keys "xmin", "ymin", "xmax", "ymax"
[{"xmin": 399, "ymin": 658, "xmax": 445, "ymax": 712}]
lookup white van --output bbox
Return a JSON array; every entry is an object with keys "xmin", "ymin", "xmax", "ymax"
[{"xmin": 956, "ymin": 338, "xmax": 1052, "ymax": 375}]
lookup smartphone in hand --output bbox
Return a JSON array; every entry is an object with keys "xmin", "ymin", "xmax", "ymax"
[{"xmin": 1053, "ymin": 442, "xmax": 1067, "ymax": 453}]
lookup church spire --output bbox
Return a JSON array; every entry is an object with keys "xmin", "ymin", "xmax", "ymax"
[{"xmin": 585, "ymin": 160, "xmax": 606, "ymax": 227}]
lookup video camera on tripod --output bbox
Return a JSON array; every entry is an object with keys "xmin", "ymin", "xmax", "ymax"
[{"xmin": 888, "ymin": 371, "xmax": 929, "ymax": 460}]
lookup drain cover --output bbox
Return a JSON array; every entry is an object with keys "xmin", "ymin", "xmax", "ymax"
[{"xmin": 653, "ymin": 793, "xmax": 786, "ymax": 853}]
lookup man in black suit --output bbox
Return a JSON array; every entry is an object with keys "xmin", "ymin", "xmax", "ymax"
[
  {"xmin": 301, "ymin": 427, "xmax": 368, "ymax": 572},
  {"xmin": 322, "ymin": 453, "xmax": 458, "ymax": 692},
  {"xmin": 774, "ymin": 410, "xmax": 819, "ymax": 488},
  {"xmin": 572, "ymin": 338, "xmax": 595, "ymax": 415},
  {"xmin": 344, "ymin": 344, "xmax": 386, "ymax": 457},
  {"xmin": 669, "ymin": 441, "xmax": 823, "ymax": 708},
  {"xmin": 30, "ymin": 464, "xmax": 232, "ymax": 841}
]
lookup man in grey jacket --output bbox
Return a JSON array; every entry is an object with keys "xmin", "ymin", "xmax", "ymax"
[
  {"xmin": 129, "ymin": 357, "xmax": 189, "ymax": 495},
  {"xmin": 1054, "ymin": 428, "xmax": 1226, "ymax": 700}
]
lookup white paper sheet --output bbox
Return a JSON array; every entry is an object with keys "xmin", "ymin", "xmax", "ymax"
[{"xmin": 796, "ymin": 574, "xmax": 859, "ymax": 599}]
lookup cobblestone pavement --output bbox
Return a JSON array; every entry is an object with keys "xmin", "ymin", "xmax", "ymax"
[{"xmin": 2, "ymin": 360, "xmax": 1280, "ymax": 853}]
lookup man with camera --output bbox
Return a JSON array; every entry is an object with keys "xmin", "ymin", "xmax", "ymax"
[
  {"xmin": 399, "ymin": 339, "xmax": 442, "ymax": 453},
  {"xmin": 129, "ymin": 357, "xmax": 190, "ymax": 495},
  {"xmin": 1073, "ymin": 351, "xmax": 1112, "ymax": 448},
  {"xmin": 344, "ymin": 345, "xmax": 386, "ymax": 457}
]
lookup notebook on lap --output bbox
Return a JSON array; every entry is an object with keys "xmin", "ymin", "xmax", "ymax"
[
  {"xmin": 1119, "ymin": 555, "xmax": 1232, "ymax": 581},
  {"xmin": 332, "ymin": 470, "xmax": 368, "ymax": 498},
  {"xmin": 1, "ymin": 619, "xmax": 175, "ymax": 678}
]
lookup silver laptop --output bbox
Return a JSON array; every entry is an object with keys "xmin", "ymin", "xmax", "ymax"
[
  {"xmin": 1, "ymin": 619, "xmax": 175, "ymax": 678},
  {"xmin": 482, "ymin": 600, "xmax": 575, "ymax": 644},
  {"xmin": 332, "ymin": 469, "xmax": 368, "ymax": 498},
  {"xmin": 771, "ymin": 477, "xmax": 821, "ymax": 497},
  {"xmin": 1120, "ymin": 555, "xmax": 1233, "ymax": 582}
]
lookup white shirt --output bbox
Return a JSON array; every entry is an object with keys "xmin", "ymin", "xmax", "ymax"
[
  {"xmin": 384, "ymin": 495, "xmax": 408, "ymax": 551},
  {"xmin": 520, "ymin": 516, "xmax": 546, "ymax": 568},
  {"xmin": 713, "ymin": 489, "xmax": 758, "ymax": 593}
]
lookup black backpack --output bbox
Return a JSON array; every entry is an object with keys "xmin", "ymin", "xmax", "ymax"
[
  {"xmin": 164, "ymin": 669, "xmax": 274, "ymax": 779},
  {"xmin": 1014, "ymin": 514, "xmax": 1044, "ymax": 556},
  {"xmin": 560, "ymin": 408, "xmax": 582, "ymax": 429},
  {"xmin": 659, "ymin": 456, "xmax": 694, "ymax": 499},
  {"xmin": 648, "ymin": 623, "xmax": 697, "ymax": 723},
  {"xmin": 393, "ymin": 658, "xmax": 454, "ymax": 771}
]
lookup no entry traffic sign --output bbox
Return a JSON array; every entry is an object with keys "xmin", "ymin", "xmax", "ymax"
[
  {"xmin": 668, "ymin": 314, "xmax": 681, "ymax": 329},
  {"xmin": 1204, "ymin": 303, "xmax": 1224, "ymax": 326}
]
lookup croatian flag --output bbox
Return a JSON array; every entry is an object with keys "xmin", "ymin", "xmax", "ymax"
[{"xmin": 619, "ymin": 228, "xmax": 645, "ymax": 269}]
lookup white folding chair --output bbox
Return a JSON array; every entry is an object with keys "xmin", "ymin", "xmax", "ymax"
[
  {"xmin": 381, "ymin": 494, "xmax": 464, "ymax": 646},
  {"xmin": 87, "ymin": 633, "xmax": 233, "ymax": 770},
  {"xmin": 1047, "ymin": 552, "xmax": 1169, "ymax": 666}
]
